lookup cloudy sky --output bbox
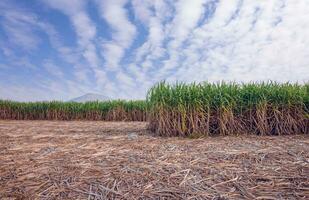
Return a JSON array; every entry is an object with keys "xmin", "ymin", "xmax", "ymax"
[{"xmin": 0, "ymin": 0, "xmax": 308, "ymax": 101}]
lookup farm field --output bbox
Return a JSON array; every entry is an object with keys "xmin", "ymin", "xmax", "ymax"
[{"xmin": 0, "ymin": 120, "xmax": 308, "ymax": 199}]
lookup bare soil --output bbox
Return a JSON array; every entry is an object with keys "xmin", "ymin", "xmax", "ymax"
[{"xmin": 0, "ymin": 120, "xmax": 308, "ymax": 199}]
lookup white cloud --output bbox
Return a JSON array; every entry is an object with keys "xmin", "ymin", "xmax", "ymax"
[
  {"xmin": 44, "ymin": 0, "xmax": 100, "ymax": 72},
  {"xmin": 169, "ymin": 0, "xmax": 206, "ymax": 44},
  {"xmin": 96, "ymin": 0, "xmax": 136, "ymax": 71},
  {"xmin": 97, "ymin": 0, "xmax": 136, "ymax": 47},
  {"xmin": 100, "ymin": 42, "xmax": 125, "ymax": 70},
  {"xmin": 127, "ymin": 0, "xmax": 172, "ymax": 92},
  {"xmin": 0, "ymin": 4, "xmax": 41, "ymax": 50},
  {"xmin": 72, "ymin": 12, "xmax": 97, "ymax": 47},
  {"xmin": 131, "ymin": 0, "xmax": 152, "ymax": 24}
]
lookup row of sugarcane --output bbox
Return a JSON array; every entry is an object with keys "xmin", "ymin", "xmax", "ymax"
[
  {"xmin": 147, "ymin": 82, "xmax": 309, "ymax": 136},
  {"xmin": 0, "ymin": 100, "xmax": 147, "ymax": 121}
]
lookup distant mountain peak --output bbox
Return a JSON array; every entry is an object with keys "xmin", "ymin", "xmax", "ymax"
[{"xmin": 70, "ymin": 93, "xmax": 109, "ymax": 102}]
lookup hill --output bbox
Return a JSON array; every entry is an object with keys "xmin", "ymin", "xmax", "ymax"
[{"xmin": 69, "ymin": 93, "xmax": 109, "ymax": 102}]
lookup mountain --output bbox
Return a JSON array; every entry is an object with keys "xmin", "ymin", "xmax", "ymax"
[{"xmin": 69, "ymin": 93, "xmax": 110, "ymax": 102}]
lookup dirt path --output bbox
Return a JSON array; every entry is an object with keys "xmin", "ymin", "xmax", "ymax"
[{"xmin": 0, "ymin": 120, "xmax": 308, "ymax": 199}]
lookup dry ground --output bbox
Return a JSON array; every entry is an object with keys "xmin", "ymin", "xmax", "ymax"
[{"xmin": 0, "ymin": 120, "xmax": 308, "ymax": 200}]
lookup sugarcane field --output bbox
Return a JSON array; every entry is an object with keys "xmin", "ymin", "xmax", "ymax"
[
  {"xmin": 1, "ymin": 1, "xmax": 309, "ymax": 199},
  {"xmin": 1, "ymin": 82, "xmax": 308, "ymax": 199}
]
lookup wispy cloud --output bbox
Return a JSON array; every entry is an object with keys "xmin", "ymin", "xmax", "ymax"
[
  {"xmin": 96, "ymin": 0, "xmax": 137, "ymax": 71},
  {"xmin": 0, "ymin": 2, "xmax": 41, "ymax": 50},
  {"xmin": 44, "ymin": 0, "xmax": 100, "ymax": 75}
]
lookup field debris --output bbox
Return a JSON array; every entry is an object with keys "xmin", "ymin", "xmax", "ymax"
[
  {"xmin": 127, "ymin": 132, "xmax": 138, "ymax": 140},
  {"xmin": 0, "ymin": 120, "xmax": 308, "ymax": 199}
]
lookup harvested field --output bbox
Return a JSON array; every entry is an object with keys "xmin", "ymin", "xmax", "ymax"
[{"xmin": 0, "ymin": 121, "xmax": 308, "ymax": 199}]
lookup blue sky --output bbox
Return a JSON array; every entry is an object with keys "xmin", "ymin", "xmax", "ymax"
[{"xmin": 0, "ymin": 0, "xmax": 308, "ymax": 101}]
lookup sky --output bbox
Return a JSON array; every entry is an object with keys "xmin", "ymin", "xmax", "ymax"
[{"xmin": 0, "ymin": 0, "xmax": 309, "ymax": 101}]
